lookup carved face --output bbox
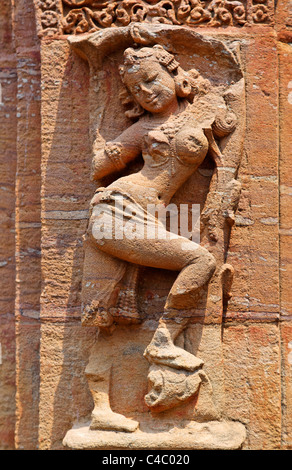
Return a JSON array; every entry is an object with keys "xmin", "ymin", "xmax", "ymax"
[{"xmin": 123, "ymin": 59, "xmax": 177, "ymax": 114}]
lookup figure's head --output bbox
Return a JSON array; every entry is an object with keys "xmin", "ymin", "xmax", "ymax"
[{"xmin": 119, "ymin": 45, "xmax": 209, "ymax": 118}]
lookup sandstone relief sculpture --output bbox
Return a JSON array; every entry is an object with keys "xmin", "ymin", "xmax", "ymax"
[{"xmin": 63, "ymin": 23, "xmax": 247, "ymax": 449}]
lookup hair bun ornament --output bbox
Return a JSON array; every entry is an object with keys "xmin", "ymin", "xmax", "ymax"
[
  {"xmin": 121, "ymin": 45, "xmax": 179, "ymax": 75},
  {"xmin": 153, "ymin": 45, "xmax": 179, "ymax": 72}
]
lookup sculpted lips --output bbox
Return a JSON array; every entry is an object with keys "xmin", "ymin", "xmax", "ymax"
[{"xmin": 146, "ymin": 92, "xmax": 160, "ymax": 104}]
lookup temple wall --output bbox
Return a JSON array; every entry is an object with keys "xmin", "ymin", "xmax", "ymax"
[{"xmin": 0, "ymin": 0, "xmax": 291, "ymax": 450}]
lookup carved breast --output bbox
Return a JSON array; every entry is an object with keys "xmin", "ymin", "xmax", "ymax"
[
  {"xmin": 175, "ymin": 127, "xmax": 209, "ymax": 167},
  {"xmin": 143, "ymin": 130, "xmax": 170, "ymax": 167},
  {"xmin": 143, "ymin": 122, "xmax": 209, "ymax": 171}
]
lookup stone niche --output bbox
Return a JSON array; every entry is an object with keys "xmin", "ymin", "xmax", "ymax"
[
  {"xmin": 1, "ymin": 0, "xmax": 292, "ymax": 451},
  {"xmin": 61, "ymin": 22, "xmax": 247, "ymax": 450}
]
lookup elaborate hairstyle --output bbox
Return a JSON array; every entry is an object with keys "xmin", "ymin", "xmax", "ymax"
[{"xmin": 119, "ymin": 45, "xmax": 210, "ymax": 119}]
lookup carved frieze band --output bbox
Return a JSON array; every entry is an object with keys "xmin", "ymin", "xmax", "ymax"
[{"xmin": 36, "ymin": 0, "xmax": 274, "ymax": 36}]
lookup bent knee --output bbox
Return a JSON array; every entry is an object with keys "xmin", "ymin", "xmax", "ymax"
[{"xmin": 189, "ymin": 246, "xmax": 216, "ymax": 275}]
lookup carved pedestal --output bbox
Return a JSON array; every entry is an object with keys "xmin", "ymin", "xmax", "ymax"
[{"xmin": 63, "ymin": 326, "xmax": 246, "ymax": 450}]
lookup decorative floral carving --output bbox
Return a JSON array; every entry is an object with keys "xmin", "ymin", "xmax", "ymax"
[
  {"xmin": 250, "ymin": 0, "xmax": 273, "ymax": 24},
  {"xmin": 61, "ymin": 0, "xmax": 249, "ymax": 33},
  {"xmin": 233, "ymin": 4, "xmax": 246, "ymax": 24},
  {"xmin": 36, "ymin": 0, "xmax": 274, "ymax": 35},
  {"xmin": 37, "ymin": 0, "xmax": 62, "ymax": 35},
  {"xmin": 41, "ymin": 0, "xmax": 58, "ymax": 9},
  {"xmin": 41, "ymin": 10, "xmax": 59, "ymax": 27},
  {"xmin": 251, "ymin": 4, "xmax": 269, "ymax": 23}
]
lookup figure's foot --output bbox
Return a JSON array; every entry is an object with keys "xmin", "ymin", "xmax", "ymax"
[
  {"xmin": 144, "ymin": 327, "xmax": 204, "ymax": 372},
  {"xmin": 90, "ymin": 410, "xmax": 139, "ymax": 433}
]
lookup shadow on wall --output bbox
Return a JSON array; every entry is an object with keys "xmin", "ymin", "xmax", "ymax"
[{"xmin": 41, "ymin": 46, "xmax": 97, "ymax": 449}]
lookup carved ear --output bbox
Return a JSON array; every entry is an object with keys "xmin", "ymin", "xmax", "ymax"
[{"xmin": 174, "ymin": 73, "xmax": 192, "ymax": 98}]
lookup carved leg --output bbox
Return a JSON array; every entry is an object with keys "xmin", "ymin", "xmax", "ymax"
[
  {"xmin": 85, "ymin": 360, "xmax": 139, "ymax": 433},
  {"xmin": 88, "ymin": 218, "xmax": 215, "ymax": 369},
  {"xmin": 144, "ymin": 248, "xmax": 216, "ymax": 370}
]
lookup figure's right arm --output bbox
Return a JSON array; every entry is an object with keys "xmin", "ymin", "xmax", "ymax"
[{"xmin": 91, "ymin": 121, "xmax": 143, "ymax": 181}]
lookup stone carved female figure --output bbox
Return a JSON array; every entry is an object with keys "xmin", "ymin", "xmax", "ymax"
[{"xmin": 83, "ymin": 43, "xmax": 236, "ymax": 431}]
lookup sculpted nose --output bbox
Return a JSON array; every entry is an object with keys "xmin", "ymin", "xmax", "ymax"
[{"xmin": 140, "ymin": 83, "xmax": 151, "ymax": 94}]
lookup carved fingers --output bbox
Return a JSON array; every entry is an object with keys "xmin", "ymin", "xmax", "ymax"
[{"xmin": 129, "ymin": 23, "xmax": 156, "ymax": 46}]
